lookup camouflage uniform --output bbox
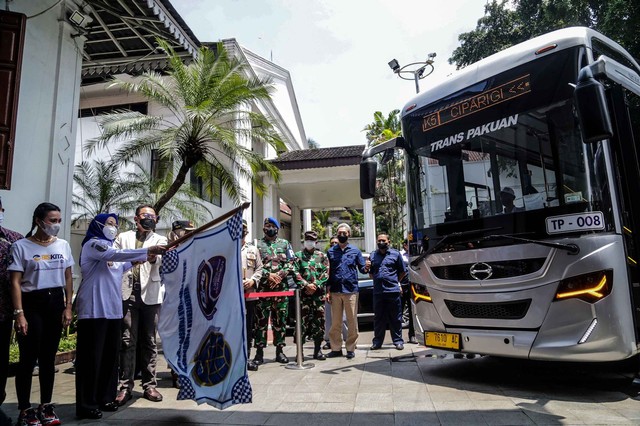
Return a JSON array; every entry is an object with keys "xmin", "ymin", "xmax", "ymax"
[
  {"xmin": 254, "ymin": 237, "xmax": 295, "ymax": 348},
  {"xmin": 294, "ymin": 249, "xmax": 329, "ymax": 343}
]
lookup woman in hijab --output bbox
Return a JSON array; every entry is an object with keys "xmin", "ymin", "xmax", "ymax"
[{"xmin": 75, "ymin": 214, "xmax": 165, "ymax": 420}]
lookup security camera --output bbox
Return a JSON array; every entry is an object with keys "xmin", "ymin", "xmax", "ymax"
[
  {"xmin": 388, "ymin": 59, "xmax": 400, "ymax": 73},
  {"xmin": 427, "ymin": 52, "xmax": 437, "ymax": 59}
]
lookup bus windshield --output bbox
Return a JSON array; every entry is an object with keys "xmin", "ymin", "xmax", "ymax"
[{"xmin": 405, "ymin": 46, "xmax": 612, "ymax": 240}]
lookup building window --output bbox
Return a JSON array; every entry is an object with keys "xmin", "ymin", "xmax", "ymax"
[
  {"xmin": 190, "ymin": 162, "xmax": 222, "ymax": 207},
  {"xmin": 0, "ymin": 11, "xmax": 26, "ymax": 189},
  {"xmin": 79, "ymin": 102, "xmax": 148, "ymax": 118},
  {"xmin": 150, "ymin": 149, "xmax": 172, "ymax": 183}
]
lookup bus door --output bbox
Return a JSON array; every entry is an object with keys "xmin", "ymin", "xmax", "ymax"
[{"xmin": 607, "ymin": 84, "xmax": 640, "ymax": 341}]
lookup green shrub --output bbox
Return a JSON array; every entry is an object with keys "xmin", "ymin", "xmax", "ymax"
[{"xmin": 8, "ymin": 334, "xmax": 77, "ymax": 364}]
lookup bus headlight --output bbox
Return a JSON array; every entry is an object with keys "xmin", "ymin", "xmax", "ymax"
[
  {"xmin": 411, "ymin": 282, "xmax": 432, "ymax": 303},
  {"xmin": 554, "ymin": 270, "xmax": 612, "ymax": 303}
]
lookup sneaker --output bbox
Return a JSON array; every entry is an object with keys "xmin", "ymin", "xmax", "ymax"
[
  {"xmin": 37, "ymin": 404, "xmax": 60, "ymax": 426},
  {"xmin": 17, "ymin": 408, "xmax": 41, "ymax": 426}
]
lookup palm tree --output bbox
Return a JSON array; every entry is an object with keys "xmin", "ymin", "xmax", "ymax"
[
  {"xmin": 362, "ymin": 110, "xmax": 401, "ymax": 146},
  {"xmin": 362, "ymin": 110, "xmax": 405, "ymax": 245},
  {"xmin": 72, "ymin": 159, "xmax": 211, "ymax": 229},
  {"xmin": 85, "ymin": 39, "xmax": 285, "ymax": 214}
]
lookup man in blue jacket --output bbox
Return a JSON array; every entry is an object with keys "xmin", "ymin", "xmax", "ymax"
[
  {"xmin": 369, "ymin": 233, "xmax": 407, "ymax": 351},
  {"xmin": 326, "ymin": 223, "xmax": 370, "ymax": 359}
]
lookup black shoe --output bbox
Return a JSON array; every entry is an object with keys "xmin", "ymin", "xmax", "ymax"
[
  {"xmin": 395, "ymin": 343, "xmax": 404, "ymax": 350},
  {"xmin": 346, "ymin": 351, "xmax": 355, "ymax": 359},
  {"xmin": 247, "ymin": 360, "xmax": 259, "ymax": 371},
  {"xmin": 313, "ymin": 350, "xmax": 326, "ymax": 360},
  {"xmin": 322, "ymin": 342, "xmax": 331, "ymax": 350},
  {"xmin": 76, "ymin": 408, "xmax": 103, "ymax": 419},
  {"xmin": 275, "ymin": 347, "xmax": 289, "ymax": 364},
  {"xmin": 369, "ymin": 344, "xmax": 382, "ymax": 350},
  {"xmin": 327, "ymin": 351, "xmax": 343, "ymax": 358},
  {"xmin": 100, "ymin": 402, "xmax": 118, "ymax": 412},
  {"xmin": 408, "ymin": 336, "xmax": 418, "ymax": 344},
  {"xmin": 253, "ymin": 347, "xmax": 264, "ymax": 365}
]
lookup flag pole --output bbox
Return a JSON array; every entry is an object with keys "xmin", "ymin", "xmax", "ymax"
[{"xmin": 165, "ymin": 201, "xmax": 250, "ymax": 250}]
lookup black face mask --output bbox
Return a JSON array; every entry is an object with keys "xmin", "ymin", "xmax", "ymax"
[
  {"xmin": 337, "ymin": 235, "xmax": 348, "ymax": 244},
  {"xmin": 140, "ymin": 218, "xmax": 156, "ymax": 231},
  {"xmin": 265, "ymin": 228, "xmax": 278, "ymax": 238},
  {"xmin": 377, "ymin": 242, "xmax": 389, "ymax": 250}
]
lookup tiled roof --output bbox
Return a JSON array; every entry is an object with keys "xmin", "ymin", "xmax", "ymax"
[{"xmin": 270, "ymin": 145, "xmax": 365, "ymax": 170}]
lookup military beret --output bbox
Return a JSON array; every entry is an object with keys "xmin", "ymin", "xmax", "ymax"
[
  {"xmin": 304, "ymin": 230, "xmax": 318, "ymax": 240},
  {"xmin": 264, "ymin": 216, "xmax": 280, "ymax": 229}
]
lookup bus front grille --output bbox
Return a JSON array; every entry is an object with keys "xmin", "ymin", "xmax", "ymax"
[
  {"xmin": 431, "ymin": 258, "xmax": 546, "ymax": 281},
  {"xmin": 444, "ymin": 299, "xmax": 531, "ymax": 319}
]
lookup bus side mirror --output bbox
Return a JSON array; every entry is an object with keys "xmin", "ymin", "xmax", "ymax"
[
  {"xmin": 574, "ymin": 73, "xmax": 613, "ymax": 143},
  {"xmin": 360, "ymin": 158, "xmax": 377, "ymax": 199}
]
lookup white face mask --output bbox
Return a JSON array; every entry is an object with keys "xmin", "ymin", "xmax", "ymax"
[
  {"xmin": 303, "ymin": 240, "xmax": 316, "ymax": 250},
  {"xmin": 41, "ymin": 222, "xmax": 61, "ymax": 237},
  {"xmin": 0, "ymin": 212, "xmax": 4, "ymax": 225},
  {"xmin": 103, "ymin": 225, "xmax": 118, "ymax": 240}
]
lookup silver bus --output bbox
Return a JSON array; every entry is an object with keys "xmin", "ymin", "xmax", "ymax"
[{"xmin": 360, "ymin": 27, "xmax": 640, "ymax": 361}]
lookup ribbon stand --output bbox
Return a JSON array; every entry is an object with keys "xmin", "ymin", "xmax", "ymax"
[{"xmin": 285, "ymin": 288, "xmax": 314, "ymax": 370}]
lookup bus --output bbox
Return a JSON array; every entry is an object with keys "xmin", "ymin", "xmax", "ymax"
[{"xmin": 360, "ymin": 27, "xmax": 640, "ymax": 361}]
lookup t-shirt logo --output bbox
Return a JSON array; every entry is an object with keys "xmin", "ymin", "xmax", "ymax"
[{"xmin": 32, "ymin": 254, "xmax": 64, "ymax": 262}]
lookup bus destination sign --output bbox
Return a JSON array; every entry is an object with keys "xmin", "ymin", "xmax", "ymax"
[{"xmin": 422, "ymin": 74, "xmax": 531, "ymax": 132}]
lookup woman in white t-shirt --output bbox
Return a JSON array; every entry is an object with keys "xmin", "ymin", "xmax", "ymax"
[
  {"xmin": 74, "ymin": 213, "xmax": 164, "ymax": 420},
  {"xmin": 8, "ymin": 202, "xmax": 74, "ymax": 426}
]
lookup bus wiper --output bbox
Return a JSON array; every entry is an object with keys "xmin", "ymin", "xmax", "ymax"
[
  {"xmin": 482, "ymin": 234, "xmax": 580, "ymax": 255},
  {"xmin": 410, "ymin": 227, "xmax": 503, "ymax": 268}
]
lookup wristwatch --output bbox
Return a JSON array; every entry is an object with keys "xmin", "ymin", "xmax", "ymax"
[{"xmin": 13, "ymin": 309, "xmax": 24, "ymax": 317}]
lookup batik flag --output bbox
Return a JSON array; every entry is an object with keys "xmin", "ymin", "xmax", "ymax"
[{"xmin": 159, "ymin": 210, "xmax": 251, "ymax": 409}]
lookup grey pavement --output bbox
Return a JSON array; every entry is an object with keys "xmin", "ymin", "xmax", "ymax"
[{"xmin": 1, "ymin": 329, "xmax": 639, "ymax": 425}]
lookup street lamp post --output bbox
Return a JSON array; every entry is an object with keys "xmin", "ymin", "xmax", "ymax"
[
  {"xmin": 388, "ymin": 53, "xmax": 436, "ymax": 94},
  {"xmin": 388, "ymin": 53, "xmax": 437, "ymax": 224}
]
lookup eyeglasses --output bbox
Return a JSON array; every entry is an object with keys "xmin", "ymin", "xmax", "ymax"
[{"xmin": 139, "ymin": 213, "xmax": 157, "ymax": 220}]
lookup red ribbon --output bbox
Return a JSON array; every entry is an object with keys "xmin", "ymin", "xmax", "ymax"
[{"xmin": 244, "ymin": 290, "xmax": 294, "ymax": 298}]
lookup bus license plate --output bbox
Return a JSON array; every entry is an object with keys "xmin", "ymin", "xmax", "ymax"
[
  {"xmin": 546, "ymin": 212, "xmax": 605, "ymax": 234},
  {"xmin": 424, "ymin": 331, "xmax": 461, "ymax": 350}
]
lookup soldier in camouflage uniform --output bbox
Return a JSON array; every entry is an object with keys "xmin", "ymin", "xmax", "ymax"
[
  {"xmin": 254, "ymin": 217, "xmax": 296, "ymax": 364},
  {"xmin": 293, "ymin": 231, "xmax": 329, "ymax": 360}
]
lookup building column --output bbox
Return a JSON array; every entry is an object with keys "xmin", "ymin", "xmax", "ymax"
[
  {"xmin": 290, "ymin": 205, "xmax": 301, "ymax": 252},
  {"xmin": 262, "ymin": 178, "xmax": 279, "ymax": 232},
  {"xmin": 363, "ymin": 198, "xmax": 376, "ymax": 253},
  {"xmin": 303, "ymin": 209, "xmax": 312, "ymax": 231}
]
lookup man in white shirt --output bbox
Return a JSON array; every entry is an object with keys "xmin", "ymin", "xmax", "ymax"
[{"xmin": 114, "ymin": 205, "xmax": 167, "ymax": 406}]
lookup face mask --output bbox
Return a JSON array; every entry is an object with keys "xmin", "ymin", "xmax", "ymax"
[
  {"xmin": 103, "ymin": 225, "xmax": 118, "ymax": 240},
  {"xmin": 265, "ymin": 228, "xmax": 278, "ymax": 238},
  {"xmin": 0, "ymin": 212, "xmax": 4, "ymax": 225},
  {"xmin": 337, "ymin": 235, "xmax": 348, "ymax": 244},
  {"xmin": 41, "ymin": 222, "xmax": 61, "ymax": 237},
  {"xmin": 140, "ymin": 218, "xmax": 156, "ymax": 231},
  {"xmin": 377, "ymin": 242, "xmax": 389, "ymax": 250},
  {"xmin": 304, "ymin": 240, "xmax": 315, "ymax": 250}
]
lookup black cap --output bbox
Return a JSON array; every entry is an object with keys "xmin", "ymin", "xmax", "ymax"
[{"xmin": 172, "ymin": 220, "xmax": 196, "ymax": 231}]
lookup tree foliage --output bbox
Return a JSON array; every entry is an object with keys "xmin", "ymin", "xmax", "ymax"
[
  {"xmin": 85, "ymin": 39, "xmax": 285, "ymax": 214},
  {"xmin": 72, "ymin": 159, "xmax": 211, "ymax": 229},
  {"xmin": 362, "ymin": 110, "xmax": 406, "ymax": 246},
  {"xmin": 449, "ymin": 0, "xmax": 640, "ymax": 69}
]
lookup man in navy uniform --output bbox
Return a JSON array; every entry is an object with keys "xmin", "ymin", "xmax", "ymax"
[{"xmin": 369, "ymin": 233, "xmax": 407, "ymax": 351}]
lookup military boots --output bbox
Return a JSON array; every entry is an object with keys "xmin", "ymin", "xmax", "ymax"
[
  {"xmin": 253, "ymin": 347, "xmax": 264, "ymax": 365},
  {"xmin": 275, "ymin": 346, "xmax": 289, "ymax": 364},
  {"xmin": 313, "ymin": 341, "xmax": 326, "ymax": 360}
]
